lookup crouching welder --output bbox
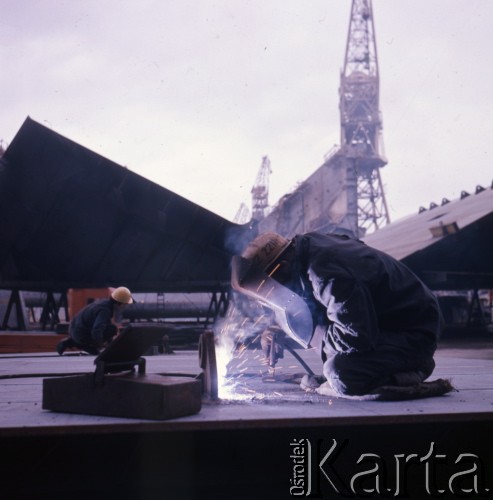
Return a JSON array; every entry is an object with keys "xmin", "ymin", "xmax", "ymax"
[
  {"xmin": 231, "ymin": 232, "xmax": 453, "ymax": 399},
  {"xmin": 56, "ymin": 287, "xmax": 134, "ymax": 355}
]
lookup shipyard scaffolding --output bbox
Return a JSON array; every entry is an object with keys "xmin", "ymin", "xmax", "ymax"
[{"xmin": 259, "ymin": 0, "xmax": 390, "ymax": 239}]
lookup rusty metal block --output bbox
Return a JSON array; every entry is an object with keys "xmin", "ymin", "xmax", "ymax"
[
  {"xmin": 42, "ymin": 324, "xmax": 201, "ymax": 420},
  {"xmin": 43, "ymin": 373, "xmax": 201, "ymax": 420}
]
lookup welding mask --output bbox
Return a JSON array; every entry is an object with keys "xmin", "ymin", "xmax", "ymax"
[{"xmin": 231, "ymin": 233, "xmax": 314, "ymax": 348}]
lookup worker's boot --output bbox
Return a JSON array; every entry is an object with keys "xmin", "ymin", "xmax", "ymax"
[
  {"xmin": 82, "ymin": 345, "xmax": 100, "ymax": 355},
  {"xmin": 312, "ymin": 378, "xmax": 455, "ymax": 401},
  {"xmin": 56, "ymin": 338, "xmax": 77, "ymax": 356},
  {"xmin": 371, "ymin": 379, "xmax": 455, "ymax": 401},
  {"xmin": 300, "ymin": 374, "xmax": 326, "ymax": 392},
  {"xmin": 392, "ymin": 370, "xmax": 426, "ymax": 386},
  {"xmin": 56, "ymin": 341, "xmax": 65, "ymax": 356},
  {"xmin": 391, "ymin": 358, "xmax": 436, "ymax": 387}
]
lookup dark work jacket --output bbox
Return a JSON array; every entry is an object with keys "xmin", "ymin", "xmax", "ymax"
[
  {"xmin": 69, "ymin": 298, "xmax": 114, "ymax": 346},
  {"xmin": 292, "ymin": 232, "xmax": 441, "ymax": 357}
]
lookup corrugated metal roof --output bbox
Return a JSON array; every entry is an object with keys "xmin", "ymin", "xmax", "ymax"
[
  {"xmin": 363, "ymin": 185, "xmax": 493, "ymax": 289},
  {"xmin": 363, "ymin": 186, "xmax": 493, "ymax": 260}
]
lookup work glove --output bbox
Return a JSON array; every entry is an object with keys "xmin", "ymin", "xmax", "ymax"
[{"xmin": 260, "ymin": 326, "xmax": 285, "ymax": 367}]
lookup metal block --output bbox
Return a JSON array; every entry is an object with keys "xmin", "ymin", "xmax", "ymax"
[
  {"xmin": 198, "ymin": 331, "xmax": 218, "ymax": 400},
  {"xmin": 43, "ymin": 373, "xmax": 201, "ymax": 420},
  {"xmin": 43, "ymin": 323, "xmax": 202, "ymax": 420}
]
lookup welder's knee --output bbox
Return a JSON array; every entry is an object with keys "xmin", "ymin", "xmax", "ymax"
[
  {"xmin": 322, "ymin": 355, "xmax": 353, "ymax": 396},
  {"xmin": 322, "ymin": 354, "xmax": 377, "ymax": 396}
]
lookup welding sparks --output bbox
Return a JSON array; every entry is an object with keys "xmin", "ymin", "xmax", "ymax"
[
  {"xmin": 214, "ymin": 302, "xmax": 303, "ymax": 401},
  {"xmin": 216, "ymin": 315, "xmax": 274, "ymax": 401},
  {"xmin": 214, "ymin": 305, "xmax": 267, "ymax": 400},
  {"xmin": 236, "ymin": 358, "xmax": 249, "ymax": 370}
]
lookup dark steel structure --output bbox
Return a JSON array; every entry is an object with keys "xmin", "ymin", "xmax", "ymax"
[{"xmin": 0, "ymin": 118, "xmax": 255, "ymax": 327}]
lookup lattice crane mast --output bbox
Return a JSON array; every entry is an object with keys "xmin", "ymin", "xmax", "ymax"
[
  {"xmin": 340, "ymin": 0, "xmax": 390, "ymax": 236},
  {"xmin": 251, "ymin": 155, "xmax": 272, "ymax": 221},
  {"xmin": 233, "ymin": 202, "xmax": 250, "ymax": 224}
]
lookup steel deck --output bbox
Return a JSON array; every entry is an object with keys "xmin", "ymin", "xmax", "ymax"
[{"xmin": 1, "ymin": 338, "xmax": 492, "ymax": 499}]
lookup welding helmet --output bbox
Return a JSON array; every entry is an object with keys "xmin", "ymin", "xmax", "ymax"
[
  {"xmin": 111, "ymin": 286, "xmax": 134, "ymax": 304},
  {"xmin": 231, "ymin": 233, "xmax": 314, "ymax": 348}
]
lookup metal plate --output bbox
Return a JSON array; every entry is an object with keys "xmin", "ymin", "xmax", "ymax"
[
  {"xmin": 96, "ymin": 324, "xmax": 167, "ymax": 365},
  {"xmin": 0, "ymin": 118, "xmax": 255, "ymax": 292}
]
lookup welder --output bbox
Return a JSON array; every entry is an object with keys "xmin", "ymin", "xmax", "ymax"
[
  {"xmin": 231, "ymin": 232, "xmax": 453, "ymax": 399},
  {"xmin": 56, "ymin": 286, "xmax": 134, "ymax": 355}
]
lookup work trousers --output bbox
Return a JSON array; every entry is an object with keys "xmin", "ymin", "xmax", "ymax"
[
  {"xmin": 70, "ymin": 324, "xmax": 118, "ymax": 354},
  {"xmin": 316, "ymin": 328, "xmax": 436, "ymax": 396}
]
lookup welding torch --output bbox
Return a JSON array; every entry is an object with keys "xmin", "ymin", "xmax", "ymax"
[
  {"xmin": 261, "ymin": 326, "xmax": 315, "ymax": 376},
  {"xmin": 261, "ymin": 326, "xmax": 285, "ymax": 369}
]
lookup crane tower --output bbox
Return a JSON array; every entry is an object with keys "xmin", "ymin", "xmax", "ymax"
[
  {"xmin": 340, "ymin": 0, "xmax": 390, "ymax": 236},
  {"xmin": 251, "ymin": 155, "xmax": 272, "ymax": 220}
]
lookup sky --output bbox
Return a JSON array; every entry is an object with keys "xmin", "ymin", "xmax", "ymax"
[{"xmin": 1, "ymin": 0, "xmax": 492, "ymax": 224}]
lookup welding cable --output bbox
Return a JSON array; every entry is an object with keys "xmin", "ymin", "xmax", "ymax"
[
  {"xmin": 284, "ymin": 344, "xmax": 315, "ymax": 376},
  {"xmin": 0, "ymin": 372, "xmax": 91, "ymax": 380},
  {"xmin": 0, "ymin": 371, "xmax": 201, "ymax": 380},
  {"xmin": 0, "ymin": 354, "xmax": 84, "ymax": 360}
]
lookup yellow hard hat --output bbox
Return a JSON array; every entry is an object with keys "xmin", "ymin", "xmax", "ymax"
[
  {"xmin": 241, "ymin": 232, "xmax": 290, "ymax": 272},
  {"xmin": 111, "ymin": 286, "xmax": 133, "ymax": 304}
]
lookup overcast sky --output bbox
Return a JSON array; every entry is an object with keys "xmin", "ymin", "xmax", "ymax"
[{"xmin": 2, "ymin": 0, "xmax": 492, "ymax": 224}]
